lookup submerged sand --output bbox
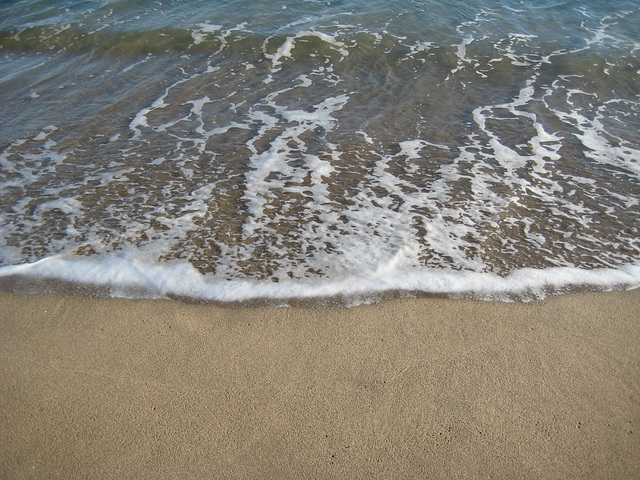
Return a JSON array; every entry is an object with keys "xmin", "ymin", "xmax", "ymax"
[{"xmin": 1, "ymin": 289, "xmax": 639, "ymax": 479}]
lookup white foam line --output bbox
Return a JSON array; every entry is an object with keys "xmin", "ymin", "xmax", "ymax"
[
  {"xmin": 242, "ymin": 92, "xmax": 348, "ymax": 235},
  {"xmin": 449, "ymin": 36, "xmax": 474, "ymax": 77},
  {"xmin": 122, "ymin": 54, "xmax": 154, "ymax": 73},
  {"xmin": 1, "ymin": 254, "xmax": 639, "ymax": 303},
  {"xmin": 191, "ymin": 23, "xmax": 223, "ymax": 45},
  {"xmin": 264, "ymin": 30, "xmax": 349, "ymax": 72},
  {"xmin": 266, "ymin": 36, "xmax": 296, "ymax": 70}
]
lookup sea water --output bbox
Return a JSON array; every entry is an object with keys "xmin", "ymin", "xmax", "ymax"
[{"xmin": 1, "ymin": 0, "xmax": 639, "ymax": 304}]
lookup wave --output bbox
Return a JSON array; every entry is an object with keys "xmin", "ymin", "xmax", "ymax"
[
  {"xmin": 2, "ymin": 21, "xmax": 638, "ymax": 67},
  {"xmin": 1, "ymin": 253, "xmax": 639, "ymax": 304},
  {"xmin": 1, "ymin": 3, "xmax": 640, "ymax": 303}
]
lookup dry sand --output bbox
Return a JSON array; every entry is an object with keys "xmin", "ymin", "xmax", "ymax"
[{"xmin": 1, "ymin": 289, "xmax": 639, "ymax": 479}]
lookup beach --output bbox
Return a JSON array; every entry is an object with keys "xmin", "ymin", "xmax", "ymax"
[
  {"xmin": 2, "ymin": 2, "xmax": 640, "ymax": 477},
  {"xmin": 1, "ymin": 289, "xmax": 638, "ymax": 479}
]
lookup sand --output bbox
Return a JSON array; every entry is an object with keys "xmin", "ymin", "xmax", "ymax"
[{"xmin": 1, "ymin": 289, "xmax": 639, "ymax": 479}]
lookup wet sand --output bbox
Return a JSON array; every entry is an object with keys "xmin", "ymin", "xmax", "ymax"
[{"xmin": 1, "ymin": 289, "xmax": 639, "ymax": 479}]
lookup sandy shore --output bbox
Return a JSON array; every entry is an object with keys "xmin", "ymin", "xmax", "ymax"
[{"xmin": 1, "ymin": 289, "xmax": 638, "ymax": 479}]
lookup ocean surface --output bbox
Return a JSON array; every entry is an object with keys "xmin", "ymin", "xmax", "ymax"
[{"xmin": 1, "ymin": 0, "xmax": 639, "ymax": 304}]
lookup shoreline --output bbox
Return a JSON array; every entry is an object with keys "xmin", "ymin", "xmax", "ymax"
[{"xmin": 1, "ymin": 289, "xmax": 639, "ymax": 479}]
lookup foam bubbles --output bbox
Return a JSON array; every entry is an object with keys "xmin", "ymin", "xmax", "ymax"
[
  {"xmin": 1, "ymin": 0, "xmax": 639, "ymax": 303},
  {"xmin": 1, "ymin": 253, "xmax": 638, "ymax": 304}
]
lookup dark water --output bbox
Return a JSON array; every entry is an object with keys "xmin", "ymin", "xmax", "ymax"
[{"xmin": 1, "ymin": 0, "xmax": 639, "ymax": 303}]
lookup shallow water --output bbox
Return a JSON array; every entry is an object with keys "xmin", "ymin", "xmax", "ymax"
[{"xmin": 1, "ymin": 0, "xmax": 639, "ymax": 303}]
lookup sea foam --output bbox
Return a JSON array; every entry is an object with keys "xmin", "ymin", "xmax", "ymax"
[
  {"xmin": 1, "ymin": 254, "xmax": 639, "ymax": 304},
  {"xmin": 1, "ymin": 0, "xmax": 639, "ymax": 304}
]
